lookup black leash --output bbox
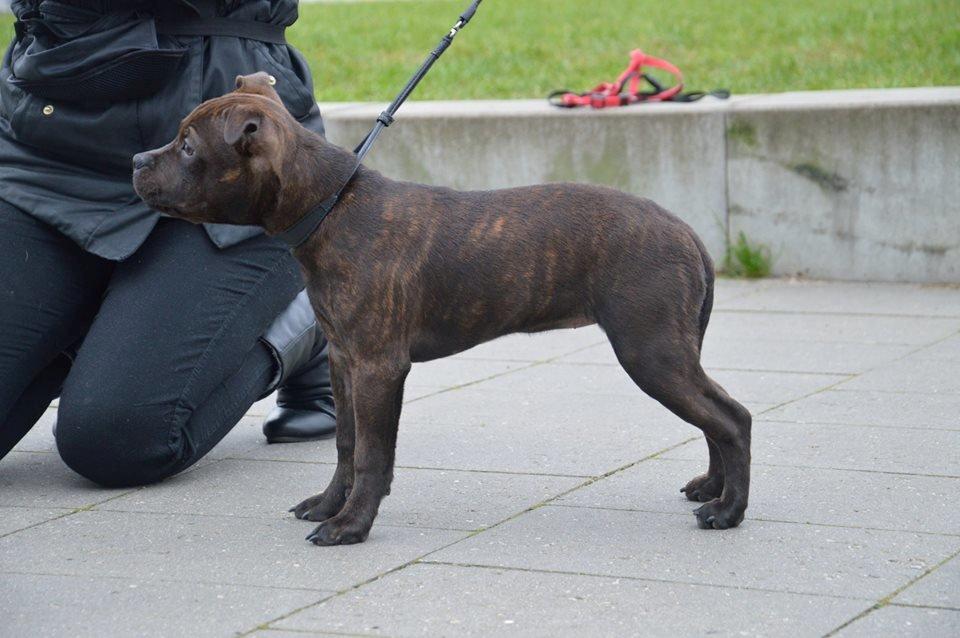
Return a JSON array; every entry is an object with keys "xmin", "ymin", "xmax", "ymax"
[{"xmin": 278, "ymin": 0, "xmax": 483, "ymax": 248}]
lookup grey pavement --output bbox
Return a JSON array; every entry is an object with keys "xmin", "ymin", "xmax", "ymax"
[{"xmin": 1, "ymin": 278, "xmax": 959, "ymax": 637}]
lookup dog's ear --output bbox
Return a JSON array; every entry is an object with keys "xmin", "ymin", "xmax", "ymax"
[
  {"xmin": 223, "ymin": 106, "xmax": 262, "ymax": 155},
  {"xmin": 234, "ymin": 72, "xmax": 283, "ymax": 105}
]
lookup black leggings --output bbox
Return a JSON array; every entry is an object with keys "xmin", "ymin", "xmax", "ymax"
[{"xmin": 0, "ymin": 200, "xmax": 303, "ymax": 487}]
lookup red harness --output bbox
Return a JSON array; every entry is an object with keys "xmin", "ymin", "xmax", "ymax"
[{"xmin": 550, "ymin": 49, "xmax": 726, "ymax": 109}]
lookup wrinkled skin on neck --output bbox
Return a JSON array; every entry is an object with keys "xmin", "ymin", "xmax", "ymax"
[{"xmin": 132, "ymin": 72, "xmax": 354, "ymax": 236}]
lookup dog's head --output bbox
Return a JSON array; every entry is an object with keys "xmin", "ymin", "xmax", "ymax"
[{"xmin": 133, "ymin": 72, "xmax": 300, "ymax": 228}]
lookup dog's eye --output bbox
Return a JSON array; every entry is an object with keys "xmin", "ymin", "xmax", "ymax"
[{"xmin": 181, "ymin": 140, "xmax": 194, "ymax": 157}]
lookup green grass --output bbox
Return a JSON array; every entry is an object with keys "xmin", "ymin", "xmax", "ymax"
[
  {"xmin": 723, "ymin": 233, "xmax": 773, "ymax": 279},
  {"xmin": 1, "ymin": 0, "xmax": 957, "ymax": 100},
  {"xmin": 286, "ymin": 0, "xmax": 959, "ymax": 101}
]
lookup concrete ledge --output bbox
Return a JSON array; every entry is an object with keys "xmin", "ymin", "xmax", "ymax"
[{"xmin": 319, "ymin": 87, "xmax": 960, "ymax": 283}]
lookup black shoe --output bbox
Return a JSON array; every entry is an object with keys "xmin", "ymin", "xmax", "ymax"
[{"xmin": 260, "ymin": 291, "xmax": 337, "ymax": 444}]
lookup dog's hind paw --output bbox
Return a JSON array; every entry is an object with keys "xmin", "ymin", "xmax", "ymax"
[
  {"xmin": 680, "ymin": 472, "xmax": 723, "ymax": 503},
  {"xmin": 693, "ymin": 499, "xmax": 745, "ymax": 530},
  {"xmin": 306, "ymin": 516, "xmax": 370, "ymax": 546},
  {"xmin": 290, "ymin": 493, "xmax": 341, "ymax": 522}
]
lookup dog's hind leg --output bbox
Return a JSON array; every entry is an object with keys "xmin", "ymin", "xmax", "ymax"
[
  {"xmin": 608, "ymin": 332, "xmax": 752, "ymax": 529},
  {"xmin": 293, "ymin": 348, "xmax": 356, "ymax": 522},
  {"xmin": 678, "ymin": 233, "xmax": 726, "ymax": 504},
  {"xmin": 681, "ymin": 437, "xmax": 724, "ymax": 502},
  {"xmin": 307, "ymin": 360, "xmax": 410, "ymax": 545}
]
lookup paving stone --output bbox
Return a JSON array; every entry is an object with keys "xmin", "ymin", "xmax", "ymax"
[
  {"xmin": 894, "ymin": 554, "xmax": 960, "ymax": 609},
  {"xmin": 557, "ymin": 457, "xmax": 960, "ymax": 535},
  {"xmin": 236, "ymin": 387, "xmax": 707, "ymax": 476},
  {"xmin": 475, "ymin": 362, "xmax": 845, "ymax": 406},
  {"xmin": 912, "ymin": 334, "xmax": 960, "ymax": 360},
  {"xmin": 0, "ymin": 452, "xmax": 133, "ymax": 509},
  {"xmin": 0, "ymin": 510, "xmax": 465, "ymax": 591},
  {"xmin": 247, "ymin": 393, "xmax": 278, "ymax": 417},
  {"xmin": 713, "ymin": 277, "xmax": 777, "ymax": 302},
  {"xmin": 834, "ymin": 605, "xmax": 960, "ymax": 637},
  {"xmin": 452, "ymin": 327, "xmax": 606, "ymax": 362},
  {"xmin": 10, "ymin": 408, "xmax": 57, "ymax": 453},
  {"xmin": 0, "ymin": 572, "xmax": 325, "ymax": 638},
  {"xmin": 102, "ymin": 459, "xmax": 583, "ymax": 532},
  {"xmin": 274, "ymin": 562, "xmax": 868, "ymax": 637},
  {"xmin": 701, "ymin": 338, "xmax": 915, "ymax": 375},
  {"xmin": 4, "ymin": 278, "xmax": 958, "ymax": 634},
  {"xmin": 0, "ymin": 506, "xmax": 71, "ymax": 537},
  {"xmin": 428, "ymin": 505, "xmax": 959, "ymax": 599},
  {"xmin": 3, "ymin": 433, "xmax": 256, "ymax": 509},
  {"xmin": 230, "ymin": 436, "xmax": 338, "ymax": 465},
  {"xmin": 406, "ymin": 358, "xmax": 535, "ymax": 388},
  {"xmin": 663, "ymin": 421, "xmax": 960, "ymax": 477},
  {"xmin": 398, "ymin": 391, "xmax": 704, "ymax": 477},
  {"xmin": 762, "ymin": 389, "xmax": 960, "ymax": 430},
  {"xmin": 404, "ymin": 384, "xmax": 450, "ymax": 401},
  {"xmin": 715, "ymin": 281, "xmax": 960, "ymax": 317},
  {"xmin": 206, "ymin": 417, "xmax": 275, "ymax": 460},
  {"xmin": 562, "ymin": 338, "xmax": 913, "ymax": 375},
  {"xmin": 708, "ymin": 369, "xmax": 846, "ymax": 405},
  {"xmin": 404, "ymin": 384, "xmax": 669, "ymax": 422},
  {"xmin": 840, "ymin": 355, "xmax": 960, "ymax": 393},
  {"xmin": 401, "ymin": 386, "xmax": 769, "ymax": 432},
  {"xmin": 707, "ymin": 311, "xmax": 960, "ymax": 345},
  {"xmin": 250, "ymin": 631, "xmax": 331, "ymax": 638}
]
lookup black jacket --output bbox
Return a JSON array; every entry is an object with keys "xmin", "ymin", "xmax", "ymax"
[{"xmin": 0, "ymin": 0, "xmax": 324, "ymax": 259}]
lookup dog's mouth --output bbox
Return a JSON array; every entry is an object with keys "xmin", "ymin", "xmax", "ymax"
[
  {"xmin": 139, "ymin": 194, "xmax": 198, "ymax": 222},
  {"xmin": 151, "ymin": 202, "xmax": 184, "ymax": 217},
  {"xmin": 140, "ymin": 196, "xmax": 186, "ymax": 219},
  {"xmin": 151, "ymin": 199, "xmax": 211, "ymax": 224},
  {"xmin": 133, "ymin": 175, "xmax": 164, "ymax": 208},
  {"xmin": 133, "ymin": 179, "xmax": 190, "ymax": 220}
]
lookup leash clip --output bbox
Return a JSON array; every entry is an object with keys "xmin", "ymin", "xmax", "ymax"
[{"xmin": 449, "ymin": 20, "xmax": 464, "ymax": 38}]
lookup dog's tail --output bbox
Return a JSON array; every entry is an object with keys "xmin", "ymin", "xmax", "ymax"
[{"xmin": 691, "ymin": 232, "xmax": 715, "ymax": 351}]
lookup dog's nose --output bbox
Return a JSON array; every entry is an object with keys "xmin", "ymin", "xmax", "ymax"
[{"xmin": 132, "ymin": 153, "xmax": 154, "ymax": 171}]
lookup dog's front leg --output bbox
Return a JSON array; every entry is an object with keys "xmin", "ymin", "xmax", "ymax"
[
  {"xmin": 307, "ymin": 360, "xmax": 410, "ymax": 546},
  {"xmin": 292, "ymin": 348, "xmax": 355, "ymax": 522}
]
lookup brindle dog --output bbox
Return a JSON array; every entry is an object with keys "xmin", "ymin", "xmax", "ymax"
[{"xmin": 133, "ymin": 73, "xmax": 752, "ymax": 546}]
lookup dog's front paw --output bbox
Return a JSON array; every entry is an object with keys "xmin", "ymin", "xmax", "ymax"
[
  {"xmin": 306, "ymin": 514, "xmax": 370, "ymax": 546},
  {"xmin": 290, "ymin": 489, "xmax": 348, "ymax": 522},
  {"xmin": 693, "ymin": 498, "xmax": 745, "ymax": 530},
  {"xmin": 680, "ymin": 473, "xmax": 723, "ymax": 503}
]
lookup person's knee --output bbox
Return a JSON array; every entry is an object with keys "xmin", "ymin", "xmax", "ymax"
[{"xmin": 55, "ymin": 396, "xmax": 181, "ymax": 488}]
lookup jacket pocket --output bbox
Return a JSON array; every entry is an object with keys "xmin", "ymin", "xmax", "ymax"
[
  {"xmin": 10, "ymin": 8, "xmax": 186, "ymax": 103},
  {"xmin": 2, "ymin": 65, "xmax": 142, "ymax": 173}
]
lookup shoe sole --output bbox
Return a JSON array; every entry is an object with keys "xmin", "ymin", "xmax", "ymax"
[{"xmin": 265, "ymin": 432, "xmax": 336, "ymax": 444}]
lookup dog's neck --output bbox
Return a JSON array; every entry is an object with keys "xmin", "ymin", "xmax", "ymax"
[{"xmin": 266, "ymin": 131, "xmax": 368, "ymax": 237}]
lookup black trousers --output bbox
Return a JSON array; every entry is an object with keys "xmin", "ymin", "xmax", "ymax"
[{"xmin": 0, "ymin": 200, "xmax": 303, "ymax": 487}]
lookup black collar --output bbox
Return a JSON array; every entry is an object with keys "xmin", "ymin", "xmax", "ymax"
[{"xmin": 276, "ymin": 193, "xmax": 342, "ymax": 248}]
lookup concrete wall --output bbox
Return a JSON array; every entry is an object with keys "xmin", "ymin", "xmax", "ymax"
[
  {"xmin": 726, "ymin": 90, "xmax": 959, "ymax": 283},
  {"xmin": 319, "ymin": 88, "xmax": 960, "ymax": 283}
]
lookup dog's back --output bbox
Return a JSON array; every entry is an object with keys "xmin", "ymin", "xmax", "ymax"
[{"xmin": 372, "ymin": 180, "xmax": 714, "ymax": 360}]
